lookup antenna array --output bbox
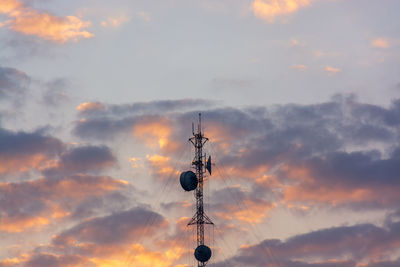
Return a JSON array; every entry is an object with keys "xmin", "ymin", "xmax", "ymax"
[{"xmin": 179, "ymin": 113, "xmax": 213, "ymax": 266}]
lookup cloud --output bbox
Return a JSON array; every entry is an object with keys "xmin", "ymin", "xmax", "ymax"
[
  {"xmin": 282, "ymin": 148, "xmax": 400, "ymax": 208},
  {"xmin": 73, "ymin": 99, "xmax": 215, "ymax": 140},
  {"xmin": 23, "ymin": 254, "xmax": 89, "ymax": 267},
  {"xmin": 71, "ymin": 97, "xmax": 400, "ymax": 214},
  {"xmin": 41, "ymin": 78, "xmax": 70, "ymax": 106},
  {"xmin": 0, "ymin": 174, "xmax": 128, "ymax": 233},
  {"xmin": 252, "ymin": 0, "xmax": 311, "ymax": 22},
  {"xmin": 325, "ymin": 65, "xmax": 341, "ymax": 74},
  {"xmin": 44, "ymin": 145, "xmax": 117, "ymax": 175},
  {"xmin": 137, "ymin": 11, "xmax": 151, "ymax": 23},
  {"xmin": 289, "ymin": 38, "xmax": 306, "ymax": 47},
  {"xmin": 0, "ymin": 128, "xmax": 63, "ymax": 175},
  {"xmin": 133, "ymin": 115, "xmax": 182, "ymax": 152},
  {"xmin": 4, "ymin": 96, "xmax": 400, "ymax": 266},
  {"xmin": 53, "ymin": 207, "xmax": 167, "ymax": 246},
  {"xmin": 0, "ymin": 215, "xmax": 50, "ymax": 233},
  {"xmin": 365, "ymin": 260, "xmax": 400, "ymax": 267},
  {"xmin": 292, "ymin": 64, "xmax": 307, "ymax": 71},
  {"xmin": 215, "ymin": 221, "xmax": 400, "ymax": 266},
  {"xmin": 73, "ymin": 116, "xmax": 136, "ymax": 140},
  {"xmin": 17, "ymin": 208, "xmax": 170, "ymax": 266},
  {"xmin": 0, "ymin": 66, "xmax": 30, "ymax": 104},
  {"xmin": 0, "ymin": 0, "xmax": 94, "ymax": 43},
  {"xmin": 77, "ymin": 99, "xmax": 215, "ymax": 118},
  {"xmin": 146, "ymin": 154, "xmax": 177, "ymax": 179},
  {"xmin": 76, "ymin": 101, "xmax": 105, "ymax": 113},
  {"xmin": 371, "ymin": 37, "xmax": 389, "ymax": 49},
  {"xmin": 101, "ymin": 14, "xmax": 130, "ymax": 28},
  {"xmin": 211, "ymin": 186, "xmax": 275, "ymax": 224}
]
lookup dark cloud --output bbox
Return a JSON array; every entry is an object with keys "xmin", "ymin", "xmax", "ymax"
[
  {"xmin": 0, "ymin": 174, "xmax": 129, "ymax": 232},
  {"xmin": 71, "ymin": 97, "xmax": 400, "ymax": 212},
  {"xmin": 214, "ymin": 222, "xmax": 400, "ymax": 267},
  {"xmin": 306, "ymin": 148, "xmax": 400, "ymax": 187},
  {"xmin": 44, "ymin": 145, "xmax": 117, "ymax": 175},
  {"xmin": 77, "ymin": 99, "xmax": 216, "ymax": 118},
  {"xmin": 73, "ymin": 117, "xmax": 137, "ymax": 140},
  {"xmin": 0, "ymin": 128, "xmax": 63, "ymax": 157},
  {"xmin": 364, "ymin": 260, "xmax": 400, "ymax": 267},
  {"xmin": 73, "ymin": 99, "xmax": 216, "ymax": 141},
  {"xmin": 23, "ymin": 253, "xmax": 90, "ymax": 267},
  {"xmin": 0, "ymin": 127, "xmax": 63, "ymax": 176},
  {"xmin": 0, "ymin": 66, "xmax": 30, "ymax": 104},
  {"xmin": 53, "ymin": 207, "xmax": 167, "ymax": 246}
]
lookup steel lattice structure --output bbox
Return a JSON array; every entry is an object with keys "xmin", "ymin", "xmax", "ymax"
[{"xmin": 182, "ymin": 114, "xmax": 213, "ymax": 267}]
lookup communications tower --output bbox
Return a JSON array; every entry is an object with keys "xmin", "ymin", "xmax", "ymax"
[{"xmin": 179, "ymin": 114, "xmax": 213, "ymax": 267}]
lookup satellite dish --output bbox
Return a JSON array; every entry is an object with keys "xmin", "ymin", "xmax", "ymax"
[
  {"xmin": 206, "ymin": 155, "xmax": 212, "ymax": 175},
  {"xmin": 180, "ymin": 171, "xmax": 198, "ymax": 191},
  {"xmin": 194, "ymin": 245, "xmax": 212, "ymax": 262}
]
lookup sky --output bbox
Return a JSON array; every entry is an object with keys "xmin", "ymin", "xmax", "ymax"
[{"xmin": 0, "ymin": 0, "xmax": 400, "ymax": 266}]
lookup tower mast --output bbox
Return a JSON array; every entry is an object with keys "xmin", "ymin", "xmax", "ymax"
[{"xmin": 179, "ymin": 113, "xmax": 213, "ymax": 267}]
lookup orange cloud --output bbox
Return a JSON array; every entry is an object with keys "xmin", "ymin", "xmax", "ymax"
[
  {"xmin": 216, "ymin": 199, "xmax": 274, "ymax": 223},
  {"xmin": 0, "ymin": 215, "xmax": 50, "ymax": 233},
  {"xmin": 0, "ymin": 0, "xmax": 93, "ymax": 43},
  {"xmin": 76, "ymin": 101, "xmax": 105, "ymax": 112},
  {"xmin": 325, "ymin": 65, "xmax": 341, "ymax": 74},
  {"xmin": 292, "ymin": 64, "xmax": 307, "ymax": 71},
  {"xmin": 129, "ymin": 157, "xmax": 143, "ymax": 169},
  {"xmin": 133, "ymin": 117, "xmax": 180, "ymax": 152},
  {"xmin": 0, "ymin": 257, "xmax": 22, "ymax": 267},
  {"xmin": 371, "ymin": 37, "xmax": 389, "ymax": 49},
  {"xmin": 205, "ymin": 121, "xmax": 250, "ymax": 153},
  {"xmin": 146, "ymin": 154, "xmax": 180, "ymax": 180},
  {"xmin": 252, "ymin": 0, "xmax": 311, "ymax": 22},
  {"xmin": 0, "ymin": 153, "xmax": 56, "ymax": 174},
  {"xmin": 281, "ymin": 164, "xmax": 400, "ymax": 207},
  {"xmin": 284, "ymin": 184, "xmax": 374, "ymax": 206},
  {"xmin": 101, "ymin": 14, "xmax": 130, "ymax": 28},
  {"xmin": 84, "ymin": 244, "xmax": 173, "ymax": 267},
  {"xmin": 290, "ymin": 38, "xmax": 306, "ymax": 47},
  {"xmin": 0, "ymin": 175, "xmax": 127, "ymax": 232}
]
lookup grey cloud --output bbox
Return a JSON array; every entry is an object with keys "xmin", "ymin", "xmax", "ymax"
[
  {"xmin": 0, "ymin": 174, "xmax": 129, "ymax": 231},
  {"xmin": 351, "ymin": 99, "xmax": 400, "ymax": 127},
  {"xmin": 78, "ymin": 99, "xmax": 216, "ymax": 118},
  {"xmin": 24, "ymin": 253, "xmax": 91, "ymax": 267},
  {"xmin": 53, "ymin": 207, "xmax": 167, "ymax": 246},
  {"xmin": 214, "ymin": 222, "xmax": 400, "ymax": 267},
  {"xmin": 0, "ymin": 66, "xmax": 30, "ymax": 104},
  {"xmin": 72, "ymin": 97, "xmax": 400, "ymax": 211},
  {"xmin": 41, "ymin": 78, "xmax": 70, "ymax": 106},
  {"xmin": 73, "ymin": 117, "xmax": 137, "ymax": 140},
  {"xmin": 44, "ymin": 145, "xmax": 117, "ymax": 175},
  {"xmin": 364, "ymin": 260, "xmax": 400, "ymax": 267},
  {"xmin": 0, "ymin": 128, "xmax": 63, "ymax": 159},
  {"xmin": 305, "ymin": 148, "xmax": 400, "ymax": 187},
  {"xmin": 0, "ymin": 127, "xmax": 64, "ymax": 176},
  {"xmin": 73, "ymin": 99, "xmax": 216, "ymax": 140}
]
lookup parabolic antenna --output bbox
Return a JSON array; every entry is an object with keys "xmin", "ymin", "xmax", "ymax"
[
  {"xmin": 206, "ymin": 155, "xmax": 212, "ymax": 175},
  {"xmin": 194, "ymin": 245, "xmax": 212, "ymax": 262},
  {"xmin": 180, "ymin": 171, "xmax": 198, "ymax": 191}
]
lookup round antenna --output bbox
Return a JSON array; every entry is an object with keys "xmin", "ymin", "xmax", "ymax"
[
  {"xmin": 180, "ymin": 171, "xmax": 198, "ymax": 191},
  {"xmin": 194, "ymin": 245, "xmax": 212, "ymax": 262}
]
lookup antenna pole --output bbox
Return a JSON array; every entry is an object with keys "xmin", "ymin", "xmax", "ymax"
[{"xmin": 188, "ymin": 113, "xmax": 213, "ymax": 267}]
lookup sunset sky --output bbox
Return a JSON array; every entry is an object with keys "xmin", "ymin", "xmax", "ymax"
[{"xmin": 1, "ymin": 0, "xmax": 400, "ymax": 266}]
